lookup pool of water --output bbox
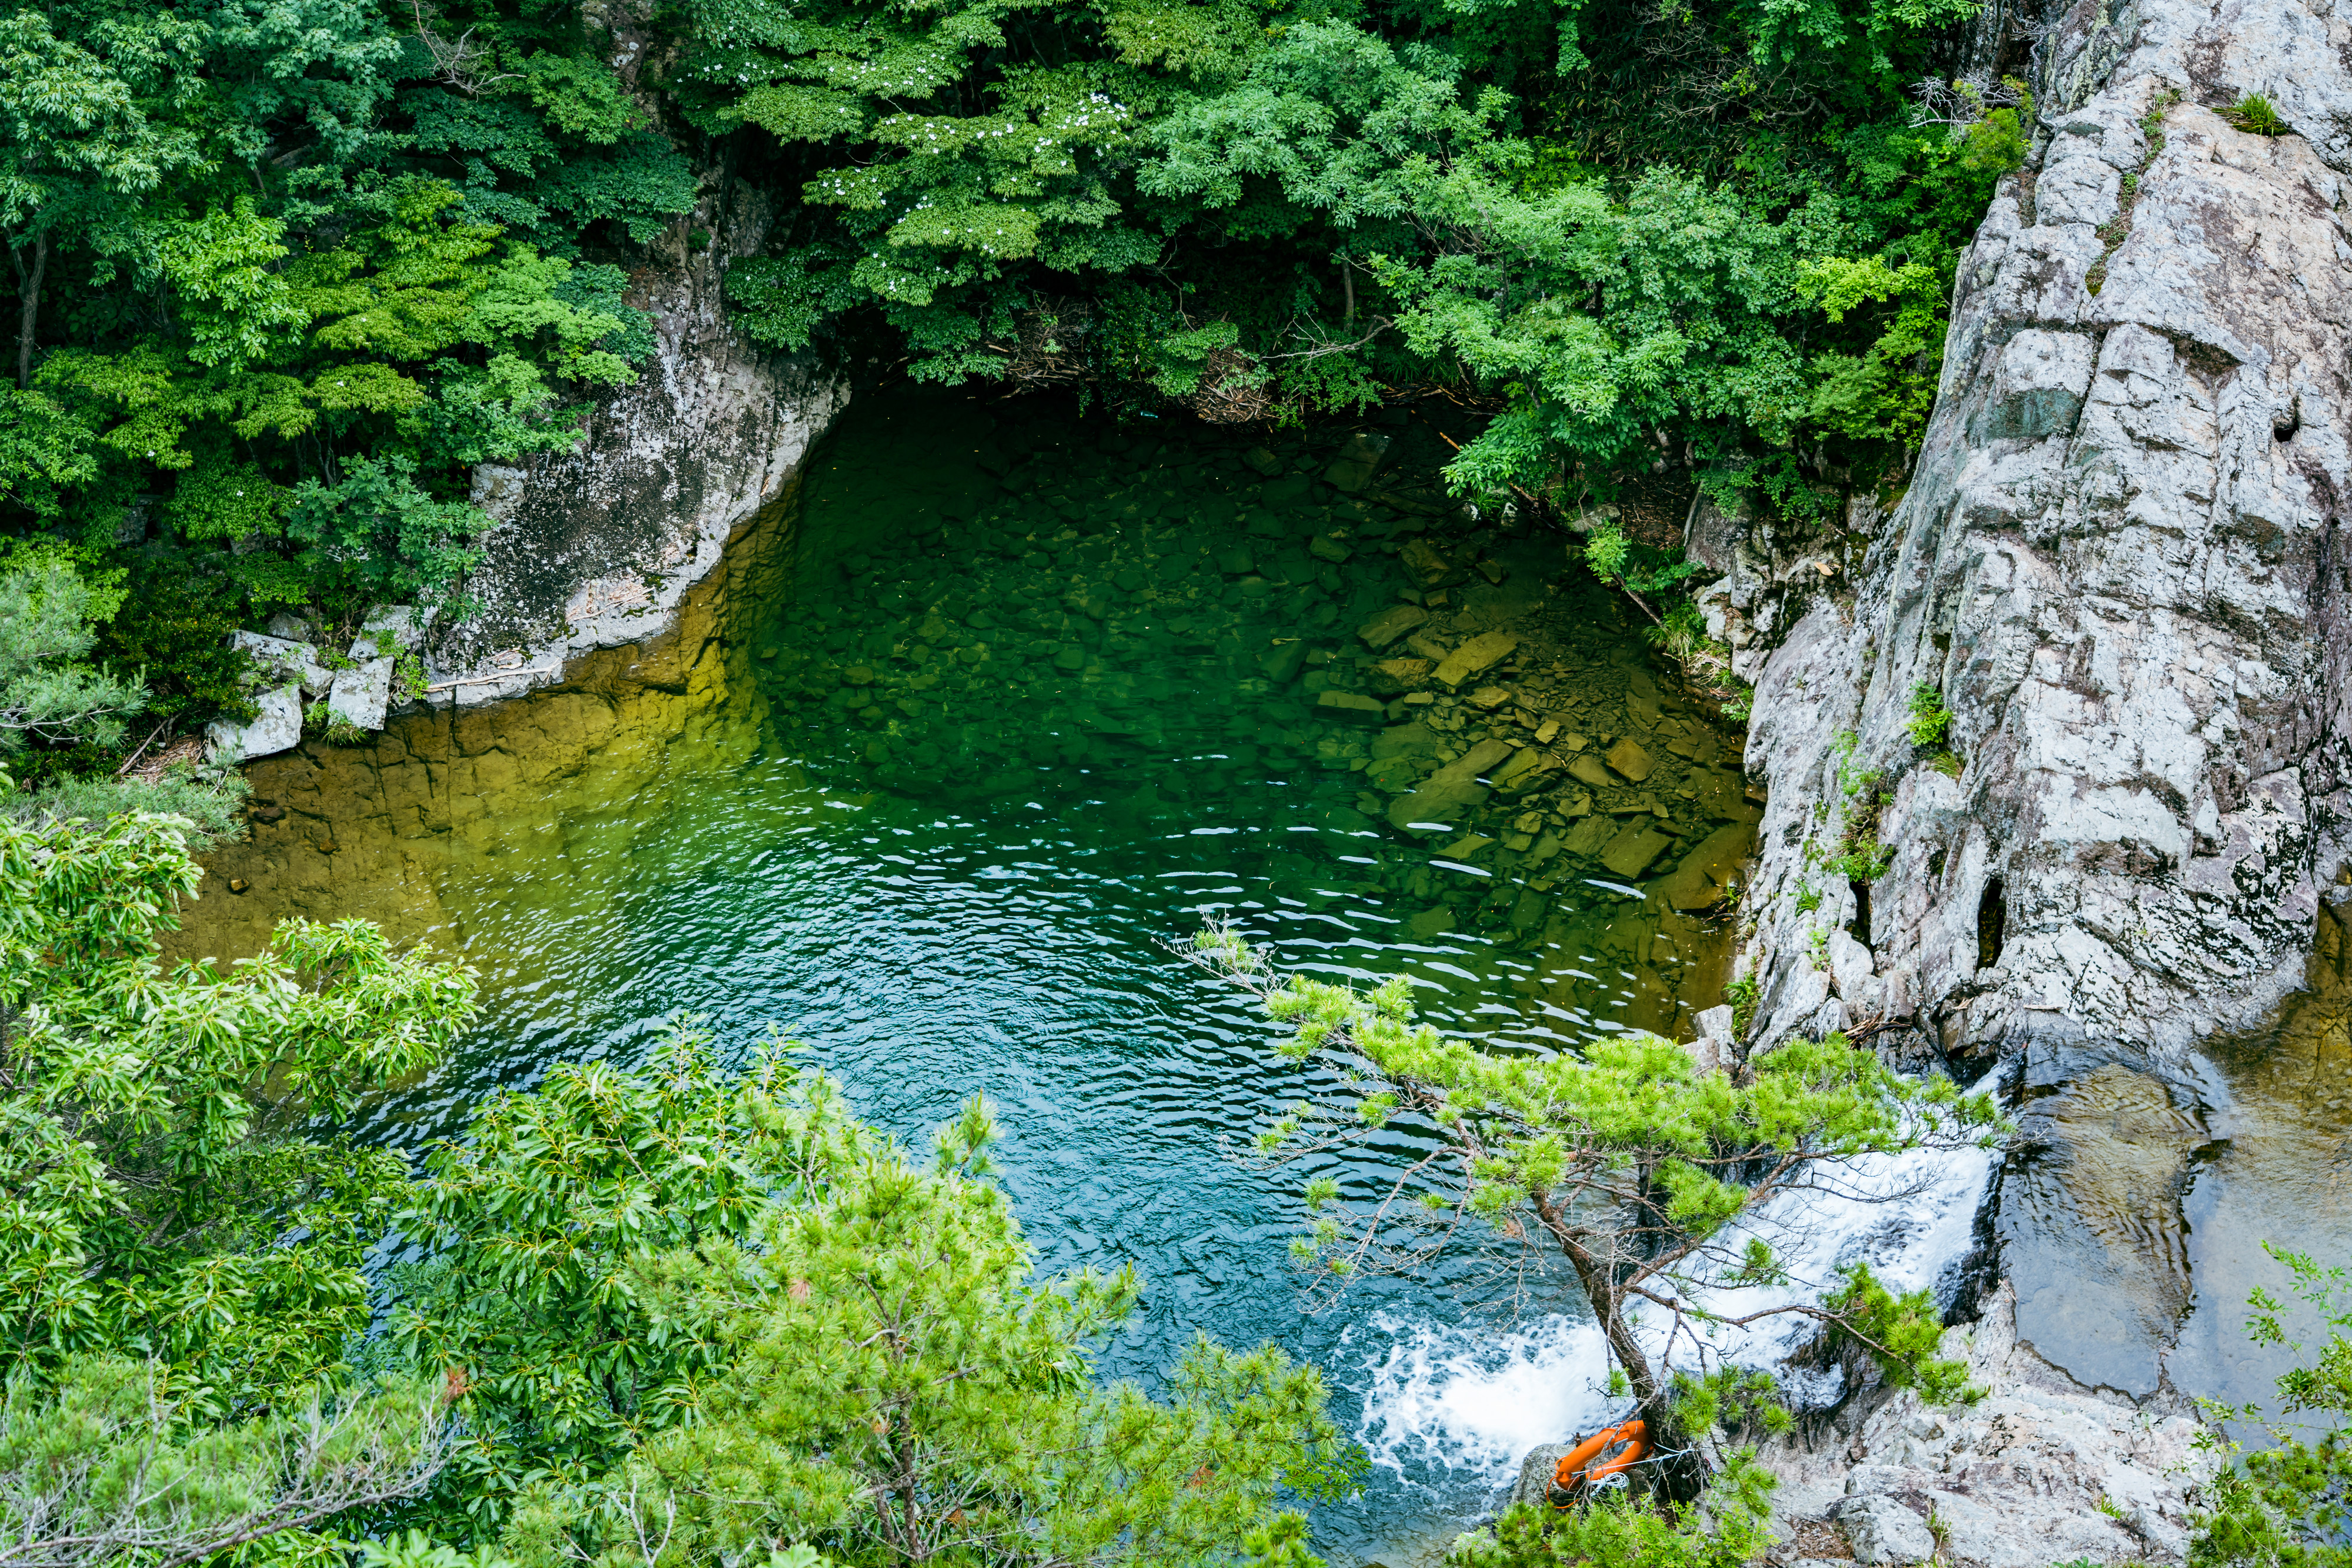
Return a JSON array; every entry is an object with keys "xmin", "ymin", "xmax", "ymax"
[{"xmin": 185, "ymin": 387, "xmax": 1763, "ymax": 1560}]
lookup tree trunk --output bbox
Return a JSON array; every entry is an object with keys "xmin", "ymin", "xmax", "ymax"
[
  {"xmin": 1531, "ymin": 1189, "xmax": 1662, "ymax": 1415},
  {"xmin": 12, "ymin": 233, "xmax": 45, "ymax": 391}
]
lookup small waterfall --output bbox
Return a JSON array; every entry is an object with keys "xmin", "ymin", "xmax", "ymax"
[
  {"xmin": 1355, "ymin": 1309, "xmax": 1619, "ymax": 1483},
  {"xmin": 1350, "ymin": 1126, "xmax": 1997, "ymax": 1481}
]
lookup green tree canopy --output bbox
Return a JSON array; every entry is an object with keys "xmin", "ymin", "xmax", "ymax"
[{"xmin": 0, "ymin": 797, "xmax": 476, "ymax": 1399}]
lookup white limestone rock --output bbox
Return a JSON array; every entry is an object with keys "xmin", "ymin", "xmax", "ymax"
[
  {"xmin": 328, "ymin": 658, "xmax": 395, "ymax": 732},
  {"xmin": 229, "ymin": 631, "xmax": 330, "ymax": 697},
  {"xmin": 1725, "ymin": 0, "xmax": 2352, "ymax": 1074},
  {"xmin": 1969, "ymin": 328, "xmax": 2097, "ymax": 443},
  {"xmin": 1834, "ymin": 1496, "xmax": 1936, "ymax": 1566},
  {"xmin": 426, "ymin": 183, "xmax": 848, "ymax": 709},
  {"xmin": 206, "ymin": 683, "xmax": 303, "ymax": 763},
  {"xmin": 1759, "ymin": 1285, "xmax": 2211, "ymax": 1566},
  {"xmin": 353, "ymin": 604, "xmax": 433, "ymax": 657}
]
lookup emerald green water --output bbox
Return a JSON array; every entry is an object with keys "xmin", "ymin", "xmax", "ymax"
[{"xmin": 328, "ymin": 387, "xmax": 1756, "ymax": 1560}]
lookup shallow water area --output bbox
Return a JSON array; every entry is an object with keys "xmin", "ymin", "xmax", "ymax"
[
  {"xmin": 1999, "ymin": 897, "xmax": 2352, "ymax": 1433},
  {"xmin": 177, "ymin": 386, "xmax": 1763, "ymax": 1560}
]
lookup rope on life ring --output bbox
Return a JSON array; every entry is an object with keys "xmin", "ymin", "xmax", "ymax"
[{"xmin": 1550, "ymin": 1419, "xmax": 1648, "ymax": 1505}]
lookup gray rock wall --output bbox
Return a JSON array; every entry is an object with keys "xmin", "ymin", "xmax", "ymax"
[
  {"xmin": 1758, "ymin": 1283, "xmax": 2211, "ymax": 1566},
  {"xmin": 1724, "ymin": 0, "xmax": 2352, "ymax": 1059},
  {"xmin": 424, "ymin": 183, "xmax": 848, "ymax": 708}
]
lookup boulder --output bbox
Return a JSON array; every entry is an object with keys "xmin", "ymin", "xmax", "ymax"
[
  {"xmin": 1569, "ymin": 754, "xmax": 1613, "ymax": 789},
  {"xmin": 1603, "ymin": 736, "xmax": 1653, "ymax": 781},
  {"xmin": 1466, "ymin": 684, "xmax": 1512, "ymax": 709},
  {"xmin": 1244, "ymin": 446, "xmax": 1284, "ymax": 476},
  {"xmin": 206, "ymin": 683, "xmax": 303, "ymax": 763},
  {"xmin": 1835, "ymin": 1496, "xmax": 1936, "ymax": 1566},
  {"xmin": 1599, "ymin": 824, "xmax": 1673, "ymax": 878},
  {"xmin": 1356, "ymin": 604, "xmax": 1429, "ymax": 649},
  {"xmin": 230, "ymin": 631, "xmax": 332, "ymax": 697},
  {"xmin": 328, "ymin": 658, "xmax": 395, "ymax": 732},
  {"xmin": 1309, "ymin": 533, "xmax": 1354, "ymax": 563},
  {"xmin": 1434, "ymin": 630, "xmax": 1518, "ymax": 686},
  {"xmin": 1512, "ymin": 1445, "xmax": 1580, "ymax": 1512},
  {"xmin": 353, "ymin": 604, "xmax": 433, "ymax": 655}
]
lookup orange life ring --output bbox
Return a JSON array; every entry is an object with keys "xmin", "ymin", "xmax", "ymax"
[{"xmin": 1551, "ymin": 1419, "xmax": 1648, "ymax": 1503}]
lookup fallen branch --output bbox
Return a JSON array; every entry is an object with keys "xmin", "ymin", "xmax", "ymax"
[
  {"xmin": 113, "ymin": 720, "xmax": 173, "ymax": 778},
  {"xmin": 423, "ymin": 664, "xmax": 560, "ymax": 694}
]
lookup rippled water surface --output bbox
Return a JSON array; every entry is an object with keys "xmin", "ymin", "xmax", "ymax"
[{"xmin": 199, "ymin": 388, "xmax": 1768, "ymax": 1560}]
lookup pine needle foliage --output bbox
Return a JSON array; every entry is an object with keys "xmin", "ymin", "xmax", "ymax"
[
  {"xmin": 1184, "ymin": 922, "xmax": 2006, "ymax": 1425},
  {"xmin": 370, "ymin": 1041, "xmax": 1351, "ymax": 1568}
]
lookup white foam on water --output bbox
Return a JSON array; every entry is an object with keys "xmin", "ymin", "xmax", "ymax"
[
  {"xmin": 1345, "ymin": 1085, "xmax": 2001, "ymax": 1483},
  {"xmin": 1353, "ymin": 1309, "xmax": 1622, "ymax": 1484},
  {"xmin": 1668, "ymin": 1136, "xmax": 1996, "ymax": 1376}
]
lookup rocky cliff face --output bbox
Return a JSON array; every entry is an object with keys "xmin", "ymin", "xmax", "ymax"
[
  {"xmin": 422, "ymin": 180, "xmax": 848, "ymax": 708},
  {"xmin": 1717, "ymin": 0, "xmax": 2352, "ymax": 1063}
]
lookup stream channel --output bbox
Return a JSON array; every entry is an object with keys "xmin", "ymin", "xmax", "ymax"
[{"xmin": 169, "ymin": 385, "xmax": 2352, "ymax": 1556}]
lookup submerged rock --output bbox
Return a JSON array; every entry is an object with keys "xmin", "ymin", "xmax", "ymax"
[
  {"xmin": 1325, "ymin": 431, "xmax": 1391, "ymax": 493},
  {"xmin": 1603, "ymin": 735, "xmax": 1653, "ymax": 781},
  {"xmin": 1400, "ymin": 538, "xmax": 1449, "ymax": 586},
  {"xmin": 1387, "ymin": 737, "xmax": 1514, "ymax": 831},
  {"xmin": 1651, "ymin": 823, "xmax": 1753, "ymax": 910},
  {"xmin": 1259, "ymin": 642, "xmax": 1309, "ymax": 684},
  {"xmin": 1598, "ymin": 823, "xmax": 1673, "ymax": 878},
  {"xmin": 1434, "ymin": 630, "xmax": 1518, "ymax": 686},
  {"xmin": 1357, "ymin": 603, "xmax": 1429, "ymax": 648},
  {"xmin": 1315, "ymin": 690, "xmax": 1387, "ymax": 726}
]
